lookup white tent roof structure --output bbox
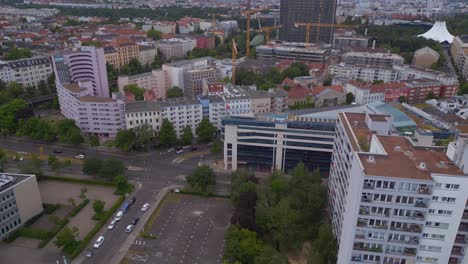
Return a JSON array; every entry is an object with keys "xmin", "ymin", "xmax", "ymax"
[{"xmin": 418, "ymin": 21, "xmax": 455, "ymax": 43}]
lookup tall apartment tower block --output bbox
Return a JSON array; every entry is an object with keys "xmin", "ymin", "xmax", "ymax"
[
  {"xmin": 279, "ymin": 0, "xmax": 337, "ymax": 44},
  {"xmin": 330, "ymin": 112, "xmax": 468, "ymax": 264}
]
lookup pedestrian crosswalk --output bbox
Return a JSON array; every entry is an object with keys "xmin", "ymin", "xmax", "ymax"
[{"xmin": 171, "ymin": 157, "xmax": 185, "ymax": 164}]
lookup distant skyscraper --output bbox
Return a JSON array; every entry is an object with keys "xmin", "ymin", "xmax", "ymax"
[{"xmin": 279, "ymin": 0, "xmax": 337, "ymax": 44}]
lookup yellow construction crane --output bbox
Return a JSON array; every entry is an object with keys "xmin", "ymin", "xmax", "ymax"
[
  {"xmin": 231, "ymin": 39, "xmax": 238, "ymax": 84},
  {"xmin": 241, "ymin": 8, "xmax": 267, "ymax": 58},
  {"xmin": 294, "ymin": 22, "xmax": 358, "ymax": 47},
  {"xmin": 261, "ymin": 25, "xmax": 281, "ymax": 44}
]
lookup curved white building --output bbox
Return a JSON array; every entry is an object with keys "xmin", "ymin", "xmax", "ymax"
[{"xmin": 418, "ymin": 21, "xmax": 455, "ymax": 44}]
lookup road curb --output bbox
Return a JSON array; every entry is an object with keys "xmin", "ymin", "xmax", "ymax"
[{"xmin": 108, "ymin": 185, "xmax": 183, "ymax": 264}]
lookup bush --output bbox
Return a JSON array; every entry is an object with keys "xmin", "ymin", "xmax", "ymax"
[
  {"xmin": 68, "ymin": 199, "xmax": 90, "ymax": 217},
  {"xmin": 38, "ymin": 218, "xmax": 68, "ymax": 248},
  {"xmin": 43, "ymin": 203, "xmax": 59, "ymax": 215},
  {"xmin": 42, "ymin": 175, "xmax": 115, "ymax": 186}
]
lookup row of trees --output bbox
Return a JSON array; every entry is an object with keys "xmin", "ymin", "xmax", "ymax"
[
  {"xmin": 0, "ymin": 77, "xmax": 56, "ymax": 105},
  {"xmin": 3, "ymin": 47, "xmax": 32, "ymax": 60},
  {"xmin": 225, "ymin": 164, "xmax": 337, "ymax": 264},
  {"xmin": 235, "ymin": 62, "xmax": 310, "ymax": 90},
  {"xmin": 17, "ymin": 118, "xmax": 84, "ymax": 145}
]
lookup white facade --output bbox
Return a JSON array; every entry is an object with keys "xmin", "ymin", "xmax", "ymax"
[
  {"xmin": 330, "ymin": 63, "xmax": 399, "ymax": 83},
  {"xmin": 159, "ymin": 98, "xmax": 203, "ymax": 137},
  {"xmin": 345, "ymin": 82, "xmax": 385, "ymax": 105},
  {"xmin": 394, "ymin": 64, "xmax": 459, "ymax": 86},
  {"xmin": 342, "ymin": 51, "xmax": 405, "ymax": 67},
  {"xmin": 208, "ymin": 97, "xmax": 226, "ymax": 130},
  {"xmin": 0, "ymin": 57, "xmax": 53, "ymax": 88},
  {"xmin": 118, "ymin": 70, "xmax": 170, "ymax": 100},
  {"xmin": 330, "ymin": 112, "xmax": 468, "ymax": 264},
  {"xmin": 162, "ymin": 57, "xmax": 219, "ymax": 90},
  {"xmin": 125, "ymin": 101, "xmax": 161, "ymax": 132},
  {"xmin": 224, "ymin": 94, "xmax": 252, "ymax": 116}
]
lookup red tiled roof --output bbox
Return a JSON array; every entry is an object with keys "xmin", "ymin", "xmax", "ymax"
[
  {"xmin": 347, "ymin": 80, "xmax": 408, "ymax": 93},
  {"xmin": 286, "ymin": 84, "xmax": 312, "ymax": 98},
  {"xmin": 311, "ymin": 85, "xmax": 344, "ymax": 96},
  {"xmin": 144, "ymin": 90, "xmax": 156, "ymax": 101},
  {"xmin": 282, "ymin": 77, "xmax": 294, "ymax": 85}
]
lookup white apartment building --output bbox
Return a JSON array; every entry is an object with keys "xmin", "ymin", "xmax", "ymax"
[
  {"xmin": 0, "ymin": 57, "xmax": 53, "ymax": 88},
  {"xmin": 155, "ymin": 38, "xmax": 196, "ymax": 60},
  {"xmin": 342, "ymin": 51, "xmax": 405, "ymax": 67},
  {"xmin": 329, "ymin": 63, "xmax": 399, "ymax": 83},
  {"xmin": 137, "ymin": 45, "xmax": 158, "ymax": 66},
  {"xmin": 118, "ymin": 70, "xmax": 170, "ymax": 99},
  {"xmin": 162, "ymin": 56, "xmax": 219, "ymax": 90},
  {"xmin": 208, "ymin": 95, "xmax": 226, "ymax": 130},
  {"xmin": 125, "ymin": 101, "xmax": 161, "ymax": 132},
  {"xmin": 224, "ymin": 93, "xmax": 252, "ymax": 116},
  {"xmin": 329, "ymin": 112, "xmax": 468, "ymax": 264},
  {"xmin": 159, "ymin": 98, "xmax": 203, "ymax": 137},
  {"xmin": 394, "ymin": 64, "xmax": 460, "ymax": 86}
]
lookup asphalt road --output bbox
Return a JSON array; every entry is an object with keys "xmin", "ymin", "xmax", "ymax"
[{"xmin": 0, "ymin": 137, "xmax": 230, "ymax": 264}]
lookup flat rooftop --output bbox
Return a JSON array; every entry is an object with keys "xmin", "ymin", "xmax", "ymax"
[
  {"xmin": 359, "ymin": 135, "xmax": 463, "ymax": 180},
  {"xmin": 0, "ymin": 173, "xmax": 32, "ymax": 193}
]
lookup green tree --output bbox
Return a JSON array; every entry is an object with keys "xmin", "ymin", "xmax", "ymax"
[
  {"xmin": 81, "ymin": 40, "xmax": 102, "ymax": 47},
  {"xmin": 254, "ymin": 245, "xmax": 289, "ymax": 264},
  {"xmin": 20, "ymin": 154, "xmax": 44, "ymax": 179},
  {"xmin": 426, "ymin": 91, "xmax": 438, "ymax": 100},
  {"xmin": 56, "ymin": 119, "xmax": 84, "ymax": 145},
  {"xmin": 133, "ymin": 124, "xmax": 154, "ymax": 150},
  {"xmin": 224, "ymin": 225, "xmax": 263, "ymax": 264},
  {"xmin": 99, "ymin": 158, "xmax": 125, "ymax": 179},
  {"xmin": 124, "ymin": 84, "xmax": 145, "ymax": 101},
  {"xmin": 345, "ymin": 92, "xmax": 355, "ymax": 105},
  {"xmin": 93, "ymin": 200, "xmax": 105, "ymax": 216},
  {"xmin": 307, "ymin": 223, "xmax": 337, "ymax": 264},
  {"xmin": 17, "ymin": 117, "xmax": 56, "ymax": 141},
  {"xmin": 196, "ymin": 118, "xmax": 216, "ymax": 143},
  {"xmin": 281, "ymin": 66, "xmax": 302, "ymax": 79},
  {"xmin": 166, "ymin": 86, "xmax": 183, "ymax": 98},
  {"xmin": 211, "ymin": 140, "xmax": 222, "ymax": 157},
  {"xmin": 0, "ymin": 98, "xmax": 28, "ymax": 133},
  {"xmin": 115, "ymin": 129, "xmax": 137, "ymax": 152},
  {"xmin": 37, "ymin": 80, "xmax": 48, "ymax": 95},
  {"xmin": 82, "ymin": 157, "xmax": 102, "ymax": 175},
  {"xmin": 187, "ymin": 165, "xmax": 216, "ymax": 194},
  {"xmin": 55, "ymin": 226, "xmax": 80, "ymax": 254},
  {"xmin": 159, "ymin": 119, "xmax": 177, "ymax": 147},
  {"xmin": 88, "ymin": 135, "xmax": 100, "ymax": 149},
  {"xmin": 230, "ymin": 169, "xmax": 256, "ymax": 206},
  {"xmin": 459, "ymin": 83, "xmax": 468, "ymax": 95},
  {"xmin": 147, "ymin": 28, "xmax": 162, "ymax": 40},
  {"xmin": 180, "ymin": 125, "xmax": 193, "ymax": 145},
  {"xmin": 290, "ymin": 62, "xmax": 309, "ymax": 76},
  {"xmin": 323, "ymin": 75, "xmax": 332, "ymax": 86},
  {"xmin": 4, "ymin": 47, "xmax": 32, "ymax": 60},
  {"xmin": 114, "ymin": 175, "xmax": 130, "ymax": 195}
]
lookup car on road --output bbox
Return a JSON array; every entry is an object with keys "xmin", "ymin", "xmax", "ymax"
[
  {"xmin": 114, "ymin": 211, "xmax": 123, "ymax": 221},
  {"xmin": 131, "ymin": 218, "xmax": 140, "ymax": 225},
  {"xmin": 121, "ymin": 202, "xmax": 130, "ymax": 213},
  {"xmin": 167, "ymin": 148, "xmax": 175, "ymax": 152},
  {"xmin": 93, "ymin": 236, "xmax": 105, "ymax": 249},
  {"xmin": 129, "ymin": 197, "xmax": 136, "ymax": 205},
  {"xmin": 86, "ymin": 249, "xmax": 94, "ymax": 258},
  {"xmin": 176, "ymin": 149, "xmax": 184, "ymax": 154},
  {"xmin": 74, "ymin": 153, "xmax": 85, "ymax": 159},
  {"xmin": 53, "ymin": 149, "xmax": 63, "ymax": 154},
  {"xmin": 190, "ymin": 146, "xmax": 198, "ymax": 151},
  {"xmin": 141, "ymin": 203, "xmax": 150, "ymax": 212},
  {"xmin": 125, "ymin": 224, "xmax": 134, "ymax": 233},
  {"xmin": 107, "ymin": 220, "xmax": 116, "ymax": 230}
]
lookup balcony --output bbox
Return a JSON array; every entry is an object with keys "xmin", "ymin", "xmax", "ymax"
[
  {"xmin": 363, "ymin": 183, "xmax": 374, "ymax": 189},
  {"xmin": 418, "ymin": 186, "xmax": 431, "ymax": 195},
  {"xmin": 388, "ymin": 237, "xmax": 419, "ymax": 245},
  {"xmin": 455, "ymin": 237, "xmax": 467, "ymax": 244},
  {"xmin": 357, "ymin": 220, "xmax": 367, "ymax": 227},
  {"xmin": 353, "ymin": 243, "xmax": 383, "ymax": 253},
  {"xmin": 459, "ymin": 224, "xmax": 468, "ymax": 232},
  {"xmin": 463, "ymin": 212, "xmax": 468, "ymax": 220},
  {"xmin": 359, "ymin": 207, "xmax": 369, "ymax": 215},
  {"xmin": 414, "ymin": 201, "xmax": 428, "ymax": 208},
  {"xmin": 404, "ymin": 247, "xmax": 417, "ymax": 256},
  {"xmin": 451, "ymin": 249, "xmax": 465, "ymax": 256},
  {"xmin": 361, "ymin": 197, "xmax": 372, "ymax": 203},
  {"xmin": 355, "ymin": 234, "xmax": 365, "ymax": 239},
  {"xmin": 390, "ymin": 224, "xmax": 422, "ymax": 233}
]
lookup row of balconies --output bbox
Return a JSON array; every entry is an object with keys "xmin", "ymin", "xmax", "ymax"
[
  {"xmin": 360, "ymin": 197, "xmax": 428, "ymax": 208},
  {"xmin": 389, "ymin": 224, "xmax": 422, "ymax": 233},
  {"xmin": 353, "ymin": 242, "xmax": 383, "ymax": 253},
  {"xmin": 363, "ymin": 183, "xmax": 432, "ymax": 195}
]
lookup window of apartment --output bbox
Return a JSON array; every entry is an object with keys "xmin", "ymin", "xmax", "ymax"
[
  {"xmin": 445, "ymin": 184, "xmax": 460, "ymax": 190},
  {"xmin": 441, "ymin": 197, "xmax": 456, "ymax": 203}
]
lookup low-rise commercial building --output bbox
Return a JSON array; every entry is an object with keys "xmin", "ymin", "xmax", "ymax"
[
  {"xmin": 256, "ymin": 43, "xmax": 331, "ymax": 63},
  {"xmin": 342, "ymin": 51, "xmax": 404, "ymax": 67},
  {"xmin": 0, "ymin": 173, "xmax": 42, "ymax": 239},
  {"xmin": 118, "ymin": 70, "xmax": 170, "ymax": 100},
  {"xmin": 222, "ymin": 116, "xmax": 336, "ymax": 173},
  {"xmin": 156, "ymin": 38, "xmax": 196, "ymax": 60}
]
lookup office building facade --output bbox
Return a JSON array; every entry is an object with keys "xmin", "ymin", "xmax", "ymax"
[
  {"xmin": 222, "ymin": 116, "xmax": 335, "ymax": 174},
  {"xmin": 0, "ymin": 173, "xmax": 42, "ymax": 239},
  {"xmin": 279, "ymin": 0, "xmax": 337, "ymax": 44}
]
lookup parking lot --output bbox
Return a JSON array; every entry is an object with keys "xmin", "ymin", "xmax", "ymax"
[{"xmin": 123, "ymin": 194, "xmax": 232, "ymax": 264}]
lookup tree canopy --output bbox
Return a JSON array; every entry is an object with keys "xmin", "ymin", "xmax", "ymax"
[
  {"xmin": 147, "ymin": 28, "xmax": 162, "ymax": 40},
  {"xmin": 159, "ymin": 119, "xmax": 177, "ymax": 147},
  {"xmin": 224, "ymin": 225, "xmax": 263, "ymax": 264},
  {"xmin": 4, "ymin": 47, "xmax": 32, "ymax": 60},
  {"xmin": 166, "ymin": 86, "xmax": 183, "ymax": 98},
  {"xmin": 187, "ymin": 165, "xmax": 216, "ymax": 194},
  {"xmin": 196, "ymin": 118, "xmax": 216, "ymax": 143},
  {"xmin": 124, "ymin": 84, "xmax": 145, "ymax": 101},
  {"xmin": 180, "ymin": 125, "xmax": 193, "ymax": 145}
]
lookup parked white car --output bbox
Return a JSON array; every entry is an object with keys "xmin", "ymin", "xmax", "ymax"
[
  {"xmin": 114, "ymin": 211, "xmax": 123, "ymax": 221},
  {"xmin": 93, "ymin": 236, "xmax": 104, "ymax": 249},
  {"xmin": 108, "ymin": 220, "xmax": 116, "ymax": 230},
  {"xmin": 74, "ymin": 153, "xmax": 85, "ymax": 159},
  {"xmin": 141, "ymin": 203, "xmax": 150, "ymax": 212}
]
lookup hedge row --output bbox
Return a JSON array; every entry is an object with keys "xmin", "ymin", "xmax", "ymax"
[
  {"xmin": 70, "ymin": 195, "xmax": 126, "ymax": 258},
  {"xmin": 69, "ymin": 199, "xmax": 90, "ymax": 217},
  {"xmin": 43, "ymin": 175, "xmax": 115, "ymax": 187},
  {"xmin": 38, "ymin": 218, "xmax": 69, "ymax": 248},
  {"xmin": 179, "ymin": 190, "xmax": 229, "ymax": 198},
  {"xmin": 43, "ymin": 203, "xmax": 60, "ymax": 215}
]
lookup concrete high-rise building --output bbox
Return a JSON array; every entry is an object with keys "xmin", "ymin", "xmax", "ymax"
[
  {"xmin": 279, "ymin": 0, "xmax": 337, "ymax": 44},
  {"xmin": 329, "ymin": 112, "xmax": 468, "ymax": 264}
]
